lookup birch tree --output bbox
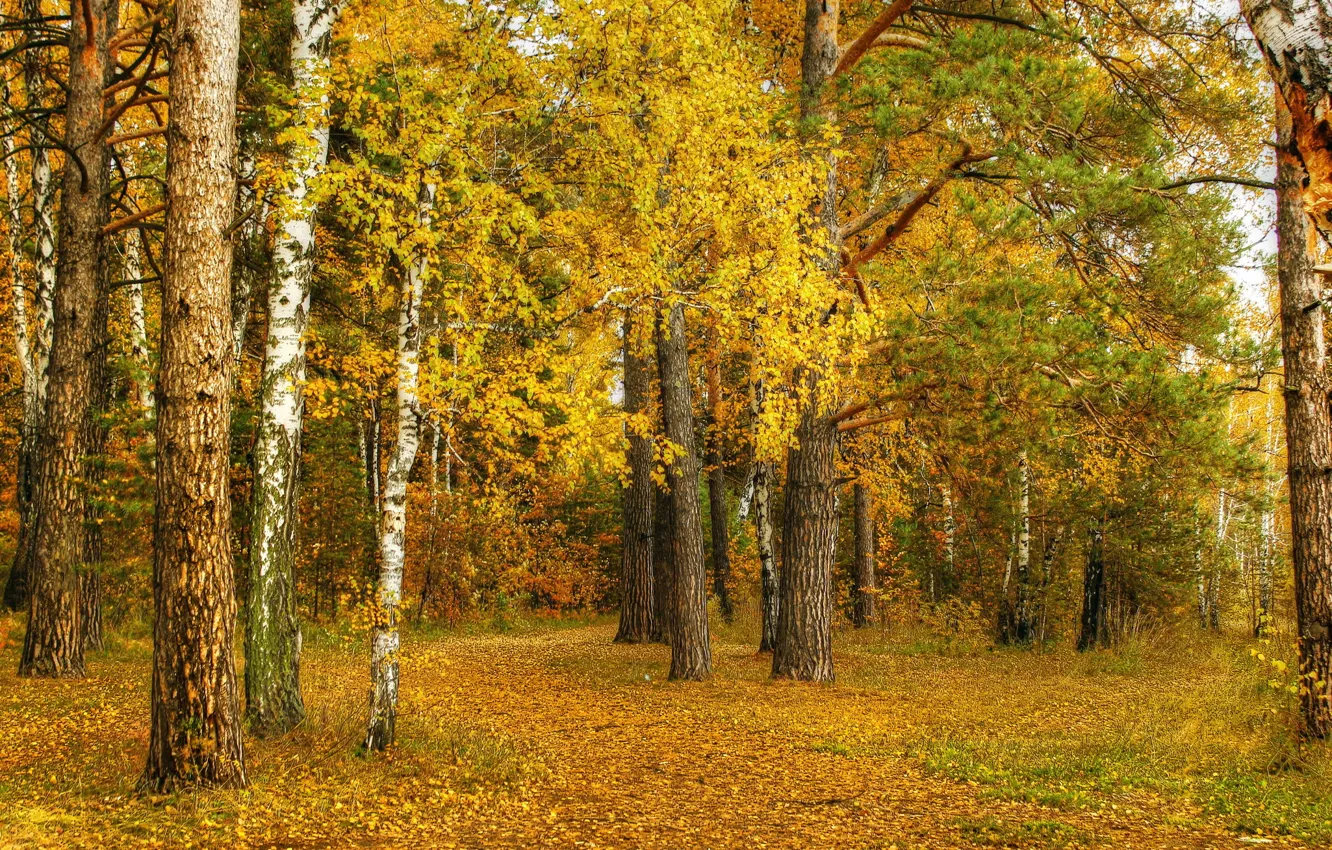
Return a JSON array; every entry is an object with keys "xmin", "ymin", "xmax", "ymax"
[
  {"xmin": 246, "ymin": 0, "xmax": 345, "ymax": 738},
  {"xmin": 364, "ymin": 183, "xmax": 433, "ymax": 752}
]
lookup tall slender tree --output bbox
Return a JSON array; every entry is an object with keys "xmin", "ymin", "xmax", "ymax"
[
  {"xmin": 657, "ymin": 302, "xmax": 711, "ymax": 680},
  {"xmin": 142, "ymin": 0, "xmax": 247, "ymax": 788},
  {"xmin": 705, "ymin": 350, "xmax": 733, "ymax": 622},
  {"xmin": 19, "ymin": 0, "xmax": 119, "ymax": 678},
  {"xmin": 851, "ymin": 481, "xmax": 875, "ymax": 628},
  {"xmin": 1274, "ymin": 97, "xmax": 1332, "ymax": 738},
  {"xmin": 3, "ymin": 0, "xmax": 57, "ymax": 613},
  {"xmin": 246, "ymin": 0, "xmax": 345, "ymax": 738},
  {"xmin": 364, "ymin": 183, "xmax": 433, "ymax": 752},
  {"xmin": 614, "ymin": 311, "xmax": 656, "ymax": 643}
]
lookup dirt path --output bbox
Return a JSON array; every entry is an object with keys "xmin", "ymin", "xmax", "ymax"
[{"xmin": 0, "ymin": 622, "xmax": 1307, "ymax": 848}]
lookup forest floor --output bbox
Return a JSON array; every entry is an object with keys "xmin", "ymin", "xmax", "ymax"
[{"xmin": 1, "ymin": 612, "xmax": 1331, "ymax": 849}]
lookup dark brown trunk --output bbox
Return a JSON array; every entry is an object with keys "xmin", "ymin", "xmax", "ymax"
[
  {"xmin": 19, "ymin": 0, "xmax": 119, "ymax": 678},
  {"xmin": 705, "ymin": 352, "xmax": 732, "ymax": 622},
  {"xmin": 651, "ymin": 482, "xmax": 673, "ymax": 644},
  {"xmin": 1077, "ymin": 521, "xmax": 1107, "ymax": 652},
  {"xmin": 141, "ymin": 0, "xmax": 247, "ymax": 789},
  {"xmin": 773, "ymin": 398, "xmax": 838, "ymax": 682},
  {"xmin": 615, "ymin": 312, "xmax": 656, "ymax": 643},
  {"xmin": 1276, "ymin": 98, "xmax": 1332, "ymax": 738},
  {"xmin": 657, "ymin": 303, "xmax": 711, "ymax": 680},
  {"xmin": 852, "ymin": 482, "xmax": 875, "ymax": 628}
]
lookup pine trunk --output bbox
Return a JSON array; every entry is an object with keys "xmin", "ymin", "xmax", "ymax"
[
  {"xmin": 705, "ymin": 356, "xmax": 733, "ymax": 622},
  {"xmin": 364, "ymin": 184, "xmax": 432, "ymax": 752},
  {"xmin": 1273, "ymin": 98, "xmax": 1332, "ymax": 738},
  {"xmin": 773, "ymin": 397, "xmax": 838, "ymax": 682},
  {"xmin": 615, "ymin": 313, "xmax": 656, "ymax": 643},
  {"xmin": 771, "ymin": 0, "xmax": 842, "ymax": 684},
  {"xmin": 246, "ymin": 0, "xmax": 340, "ymax": 737},
  {"xmin": 852, "ymin": 482, "xmax": 875, "ymax": 628},
  {"xmin": 142, "ymin": 0, "xmax": 246, "ymax": 788},
  {"xmin": 20, "ymin": 0, "xmax": 119, "ymax": 678},
  {"xmin": 657, "ymin": 303, "xmax": 711, "ymax": 681}
]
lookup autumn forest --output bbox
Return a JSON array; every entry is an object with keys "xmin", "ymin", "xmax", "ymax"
[{"xmin": 5, "ymin": 0, "xmax": 1332, "ymax": 846}]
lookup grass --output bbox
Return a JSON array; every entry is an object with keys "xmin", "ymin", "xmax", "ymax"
[{"xmin": 6, "ymin": 603, "xmax": 1332, "ymax": 847}]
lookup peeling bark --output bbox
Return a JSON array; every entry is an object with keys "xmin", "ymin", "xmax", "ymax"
[{"xmin": 1274, "ymin": 97, "xmax": 1332, "ymax": 738}]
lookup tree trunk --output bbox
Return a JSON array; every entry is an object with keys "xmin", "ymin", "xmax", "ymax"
[
  {"xmin": 1077, "ymin": 521, "xmax": 1107, "ymax": 652},
  {"xmin": 615, "ymin": 312, "xmax": 656, "ymax": 643},
  {"xmin": 124, "ymin": 231, "xmax": 154, "ymax": 411},
  {"xmin": 19, "ymin": 0, "xmax": 119, "ymax": 678},
  {"xmin": 4, "ymin": 0, "xmax": 57, "ymax": 614},
  {"xmin": 651, "ymin": 482, "xmax": 674, "ymax": 643},
  {"xmin": 703, "ymin": 357, "xmax": 735, "ymax": 623},
  {"xmin": 754, "ymin": 458, "xmax": 779, "ymax": 653},
  {"xmin": 1271, "ymin": 97, "xmax": 1332, "ymax": 739},
  {"xmin": 141, "ymin": 0, "xmax": 246, "ymax": 788},
  {"xmin": 852, "ymin": 482, "xmax": 875, "ymax": 628},
  {"xmin": 1244, "ymin": 0, "xmax": 1332, "ymax": 242},
  {"xmin": 232, "ymin": 154, "xmax": 264, "ymax": 364},
  {"xmin": 1013, "ymin": 451, "xmax": 1034, "ymax": 642},
  {"xmin": 657, "ymin": 302, "xmax": 711, "ymax": 681},
  {"xmin": 771, "ymin": 0, "xmax": 842, "ymax": 685},
  {"xmin": 773, "ymin": 396, "xmax": 838, "ymax": 681},
  {"xmin": 364, "ymin": 184, "xmax": 432, "ymax": 752},
  {"xmin": 941, "ymin": 481, "xmax": 956, "ymax": 599},
  {"xmin": 246, "ymin": 0, "xmax": 341, "ymax": 738},
  {"xmin": 3, "ymin": 102, "xmax": 31, "ymax": 612},
  {"xmin": 705, "ymin": 353, "xmax": 733, "ymax": 622}
]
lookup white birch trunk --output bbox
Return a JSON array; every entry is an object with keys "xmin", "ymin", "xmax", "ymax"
[
  {"xmin": 365, "ymin": 183, "xmax": 434, "ymax": 751},
  {"xmin": 942, "ymin": 482, "xmax": 955, "ymax": 594},
  {"xmin": 5, "ymin": 124, "xmax": 31, "ymax": 402},
  {"xmin": 245, "ymin": 0, "xmax": 343, "ymax": 734},
  {"xmin": 125, "ymin": 234, "xmax": 153, "ymax": 411}
]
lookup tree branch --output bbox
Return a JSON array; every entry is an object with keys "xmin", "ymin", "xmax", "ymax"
[
  {"xmin": 1157, "ymin": 174, "xmax": 1275, "ymax": 192},
  {"xmin": 833, "ymin": 0, "xmax": 916, "ymax": 80},
  {"xmin": 101, "ymin": 201, "xmax": 165, "ymax": 236}
]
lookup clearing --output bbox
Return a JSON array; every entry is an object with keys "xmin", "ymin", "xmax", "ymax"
[{"xmin": 0, "ymin": 617, "xmax": 1327, "ymax": 848}]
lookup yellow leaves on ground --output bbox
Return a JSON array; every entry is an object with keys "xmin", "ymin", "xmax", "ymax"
[{"xmin": 0, "ymin": 617, "xmax": 1316, "ymax": 848}]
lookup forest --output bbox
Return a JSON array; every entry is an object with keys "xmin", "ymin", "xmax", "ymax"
[{"xmin": 5, "ymin": 0, "xmax": 1332, "ymax": 846}]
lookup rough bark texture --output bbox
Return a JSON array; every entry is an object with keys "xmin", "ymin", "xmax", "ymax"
[
  {"xmin": 4, "ymin": 0, "xmax": 57, "ymax": 614},
  {"xmin": 651, "ymin": 481, "xmax": 674, "ymax": 644},
  {"xmin": 852, "ymin": 482, "xmax": 876, "ymax": 628},
  {"xmin": 1275, "ymin": 98, "xmax": 1332, "ymax": 738},
  {"xmin": 773, "ymin": 400, "xmax": 838, "ymax": 682},
  {"xmin": 754, "ymin": 458, "xmax": 779, "ymax": 653},
  {"xmin": 614, "ymin": 314, "xmax": 656, "ymax": 643},
  {"xmin": 142, "ymin": 0, "xmax": 246, "ymax": 788},
  {"xmin": 20, "ymin": 0, "xmax": 119, "ymax": 678},
  {"xmin": 1244, "ymin": 0, "xmax": 1332, "ymax": 241},
  {"xmin": 705, "ymin": 359, "xmax": 733, "ymax": 623},
  {"xmin": 364, "ymin": 184, "xmax": 432, "ymax": 752},
  {"xmin": 657, "ymin": 303, "xmax": 711, "ymax": 681},
  {"xmin": 1077, "ymin": 522, "xmax": 1107, "ymax": 652},
  {"xmin": 246, "ymin": 0, "xmax": 341, "ymax": 738},
  {"xmin": 770, "ymin": 0, "xmax": 842, "ymax": 684}
]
